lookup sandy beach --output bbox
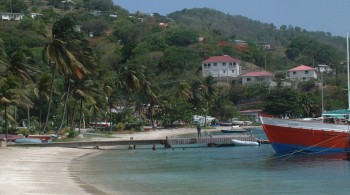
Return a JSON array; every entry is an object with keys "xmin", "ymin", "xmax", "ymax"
[{"xmin": 0, "ymin": 127, "xmax": 201, "ymax": 195}]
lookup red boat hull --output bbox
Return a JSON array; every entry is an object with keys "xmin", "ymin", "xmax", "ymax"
[{"xmin": 260, "ymin": 115, "xmax": 350, "ymax": 153}]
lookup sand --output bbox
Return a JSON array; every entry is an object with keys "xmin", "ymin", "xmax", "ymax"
[{"xmin": 0, "ymin": 127, "xmax": 202, "ymax": 195}]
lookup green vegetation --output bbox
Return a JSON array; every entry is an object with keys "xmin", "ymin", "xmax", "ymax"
[{"xmin": 0, "ymin": 1, "xmax": 349, "ymax": 136}]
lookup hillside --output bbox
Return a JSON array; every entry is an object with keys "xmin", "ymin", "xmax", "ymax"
[
  {"xmin": 167, "ymin": 8, "xmax": 346, "ymax": 51},
  {"xmin": 0, "ymin": 1, "xmax": 349, "ymax": 132}
]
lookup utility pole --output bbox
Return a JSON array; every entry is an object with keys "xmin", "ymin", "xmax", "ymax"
[{"xmin": 10, "ymin": 0, "xmax": 12, "ymax": 13}]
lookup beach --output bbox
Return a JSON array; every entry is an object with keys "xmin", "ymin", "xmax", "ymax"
[{"xmin": 0, "ymin": 127, "xmax": 200, "ymax": 195}]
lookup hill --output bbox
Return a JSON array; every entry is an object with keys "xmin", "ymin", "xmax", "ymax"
[{"xmin": 167, "ymin": 8, "xmax": 346, "ymax": 51}]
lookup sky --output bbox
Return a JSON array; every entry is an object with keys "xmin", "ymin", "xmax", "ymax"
[{"xmin": 113, "ymin": 0, "xmax": 350, "ymax": 37}]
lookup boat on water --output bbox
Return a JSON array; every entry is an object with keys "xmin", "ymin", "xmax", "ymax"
[
  {"xmin": 221, "ymin": 126, "xmax": 248, "ymax": 133},
  {"xmin": 231, "ymin": 139, "xmax": 259, "ymax": 146},
  {"xmin": 260, "ymin": 34, "xmax": 350, "ymax": 154},
  {"xmin": 260, "ymin": 114, "xmax": 350, "ymax": 153}
]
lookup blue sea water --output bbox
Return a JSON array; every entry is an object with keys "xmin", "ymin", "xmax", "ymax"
[{"xmin": 73, "ymin": 128, "xmax": 350, "ymax": 195}]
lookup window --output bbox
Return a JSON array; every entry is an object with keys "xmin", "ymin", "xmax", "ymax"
[
  {"xmin": 247, "ymin": 78, "xmax": 251, "ymax": 81},
  {"xmin": 223, "ymin": 70, "xmax": 226, "ymax": 73},
  {"xmin": 293, "ymin": 72, "xmax": 296, "ymax": 75},
  {"xmin": 208, "ymin": 64, "xmax": 211, "ymax": 68},
  {"xmin": 305, "ymin": 71, "xmax": 309, "ymax": 74},
  {"xmin": 229, "ymin": 63, "xmax": 233, "ymax": 65},
  {"xmin": 214, "ymin": 63, "xmax": 217, "ymax": 66},
  {"xmin": 232, "ymin": 70, "xmax": 234, "ymax": 73},
  {"xmin": 223, "ymin": 62, "xmax": 226, "ymax": 66}
]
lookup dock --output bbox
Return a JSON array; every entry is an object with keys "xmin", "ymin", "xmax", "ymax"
[{"xmin": 7, "ymin": 135, "xmax": 257, "ymax": 149}]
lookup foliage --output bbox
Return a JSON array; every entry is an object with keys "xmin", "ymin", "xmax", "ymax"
[{"xmin": 0, "ymin": 2, "xmax": 349, "ymax": 135}]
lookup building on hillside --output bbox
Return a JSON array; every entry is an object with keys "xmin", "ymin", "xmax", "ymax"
[
  {"xmin": 201, "ymin": 55, "xmax": 241, "ymax": 78},
  {"xmin": 241, "ymin": 71, "xmax": 273, "ymax": 85},
  {"xmin": 0, "ymin": 12, "xmax": 24, "ymax": 21},
  {"xmin": 288, "ymin": 65, "xmax": 317, "ymax": 82},
  {"xmin": 60, "ymin": 0, "xmax": 76, "ymax": 10},
  {"xmin": 30, "ymin": 13, "xmax": 43, "ymax": 19},
  {"xmin": 239, "ymin": 109, "xmax": 262, "ymax": 122},
  {"xmin": 317, "ymin": 64, "xmax": 332, "ymax": 73}
]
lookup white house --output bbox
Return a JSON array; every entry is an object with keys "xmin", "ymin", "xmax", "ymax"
[
  {"xmin": 202, "ymin": 55, "xmax": 241, "ymax": 78},
  {"xmin": 239, "ymin": 109, "xmax": 262, "ymax": 122},
  {"xmin": 317, "ymin": 64, "xmax": 332, "ymax": 73},
  {"xmin": 288, "ymin": 65, "xmax": 317, "ymax": 82},
  {"xmin": 30, "ymin": 13, "xmax": 43, "ymax": 19},
  {"xmin": 241, "ymin": 71, "xmax": 273, "ymax": 85},
  {"xmin": 0, "ymin": 12, "xmax": 24, "ymax": 21}
]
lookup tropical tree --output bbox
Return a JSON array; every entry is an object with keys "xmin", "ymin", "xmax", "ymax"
[
  {"xmin": 0, "ymin": 76, "xmax": 33, "ymax": 139},
  {"xmin": 42, "ymin": 16, "xmax": 94, "ymax": 133}
]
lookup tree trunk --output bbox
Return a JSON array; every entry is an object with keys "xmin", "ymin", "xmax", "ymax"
[
  {"xmin": 79, "ymin": 98, "xmax": 83, "ymax": 133},
  {"xmin": 42, "ymin": 62, "xmax": 55, "ymax": 133},
  {"xmin": 149, "ymin": 101, "xmax": 155, "ymax": 130},
  {"xmin": 27, "ymin": 107, "xmax": 30, "ymax": 132},
  {"xmin": 14, "ymin": 106, "xmax": 17, "ymax": 129},
  {"xmin": 109, "ymin": 104, "xmax": 112, "ymax": 132},
  {"xmin": 58, "ymin": 80, "xmax": 71, "ymax": 132},
  {"xmin": 5, "ymin": 106, "xmax": 8, "ymax": 141},
  {"xmin": 70, "ymin": 99, "xmax": 78, "ymax": 127}
]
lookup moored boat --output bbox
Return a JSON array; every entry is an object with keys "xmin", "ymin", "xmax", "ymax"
[
  {"xmin": 260, "ymin": 114, "xmax": 350, "ymax": 153},
  {"xmin": 231, "ymin": 139, "xmax": 259, "ymax": 146},
  {"xmin": 221, "ymin": 126, "xmax": 247, "ymax": 134},
  {"xmin": 260, "ymin": 34, "xmax": 350, "ymax": 154}
]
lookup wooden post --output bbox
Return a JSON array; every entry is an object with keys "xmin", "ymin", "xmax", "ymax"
[
  {"xmin": 129, "ymin": 137, "xmax": 135, "ymax": 149},
  {"xmin": 164, "ymin": 136, "xmax": 171, "ymax": 148}
]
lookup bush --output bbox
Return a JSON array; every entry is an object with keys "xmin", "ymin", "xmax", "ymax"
[
  {"xmin": 125, "ymin": 119, "xmax": 147, "ymax": 131},
  {"xmin": 62, "ymin": 127, "xmax": 78, "ymax": 138}
]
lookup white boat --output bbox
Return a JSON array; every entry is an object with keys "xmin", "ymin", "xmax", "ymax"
[{"xmin": 231, "ymin": 139, "xmax": 259, "ymax": 146}]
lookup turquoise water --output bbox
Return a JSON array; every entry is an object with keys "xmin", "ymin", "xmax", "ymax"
[{"xmin": 74, "ymin": 129, "xmax": 350, "ymax": 195}]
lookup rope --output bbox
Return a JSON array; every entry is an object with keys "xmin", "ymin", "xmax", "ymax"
[{"xmin": 269, "ymin": 133, "xmax": 348, "ymax": 160}]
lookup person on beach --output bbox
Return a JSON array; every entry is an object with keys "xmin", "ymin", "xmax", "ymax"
[{"xmin": 197, "ymin": 124, "xmax": 201, "ymax": 138}]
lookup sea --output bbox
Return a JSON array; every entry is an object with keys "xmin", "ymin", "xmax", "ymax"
[{"xmin": 72, "ymin": 128, "xmax": 350, "ymax": 195}]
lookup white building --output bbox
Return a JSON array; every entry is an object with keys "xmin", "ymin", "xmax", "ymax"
[
  {"xmin": 288, "ymin": 65, "xmax": 317, "ymax": 82},
  {"xmin": 202, "ymin": 55, "xmax": 241, "ymax": 78},
  {"xmin": 0, "ymin": 12, "xmax": 24, "ymax": 21},
  {"xmin": 241, "ymin": 71, "xmax": 273, "ymax": 85}
]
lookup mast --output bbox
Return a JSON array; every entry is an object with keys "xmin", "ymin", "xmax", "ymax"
[{"xmin": 347, "ymin": 33, "xmax": 350, "ymax": 110}]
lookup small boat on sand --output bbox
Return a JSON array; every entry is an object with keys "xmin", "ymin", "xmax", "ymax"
[
  {"xmin": 15, "ymin": 138, "xmax": 43, "ymax": 144},
  {"xmin": 231, "ymin": 139, "xmax": 259, "ymax": 146}
]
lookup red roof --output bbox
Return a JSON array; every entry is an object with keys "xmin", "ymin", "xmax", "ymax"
[
  {"xmin": 288, "ymin": 65, "xmax": 315, "ymax": 71},
  {"xmin": 202, "ymin": 55, "xmax": 239, "ymax": 63},
  {"xmin": 242, "ymin": 71, "xmax": 272, "ymax": 77}
]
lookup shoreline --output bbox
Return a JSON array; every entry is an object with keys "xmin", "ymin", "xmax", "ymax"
[
  {"xmin": 0, "ymin": 127, "xmax": 201, "ymax": 194},
  {"xmin": 0, "ymin": 126, "xmax": 262, "ymax": 194}
]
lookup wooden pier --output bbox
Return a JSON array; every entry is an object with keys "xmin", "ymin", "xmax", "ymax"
[{"xmin": 8, "ymin": 135, "xmax": 257, "ymax": 149}]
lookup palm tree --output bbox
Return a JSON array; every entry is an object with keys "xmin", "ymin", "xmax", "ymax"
[
  {"xmin": 34, "ymin": 73, "xmax": 53, "ymax": 132},
  {"xmin": 71, "ymin": 79, "xmax": 97, "ymax": 133},
  {"xmin": 0, "ymin": 76, "xmax": 33, "ymax": 139},
  {"xmin": 176, "ymin": 81, "xmax": 193, "ymax": 102},
  {"xmin": 41, "ymin": 17, "xmax": 94, "ymax": 133},
  {"xmin": 0, "ymin": 38, "xmax": 9, "ymax": 75},
  {"xmin": 193, "ymin": 76, "xmax": 217, "ymax": 125}
]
